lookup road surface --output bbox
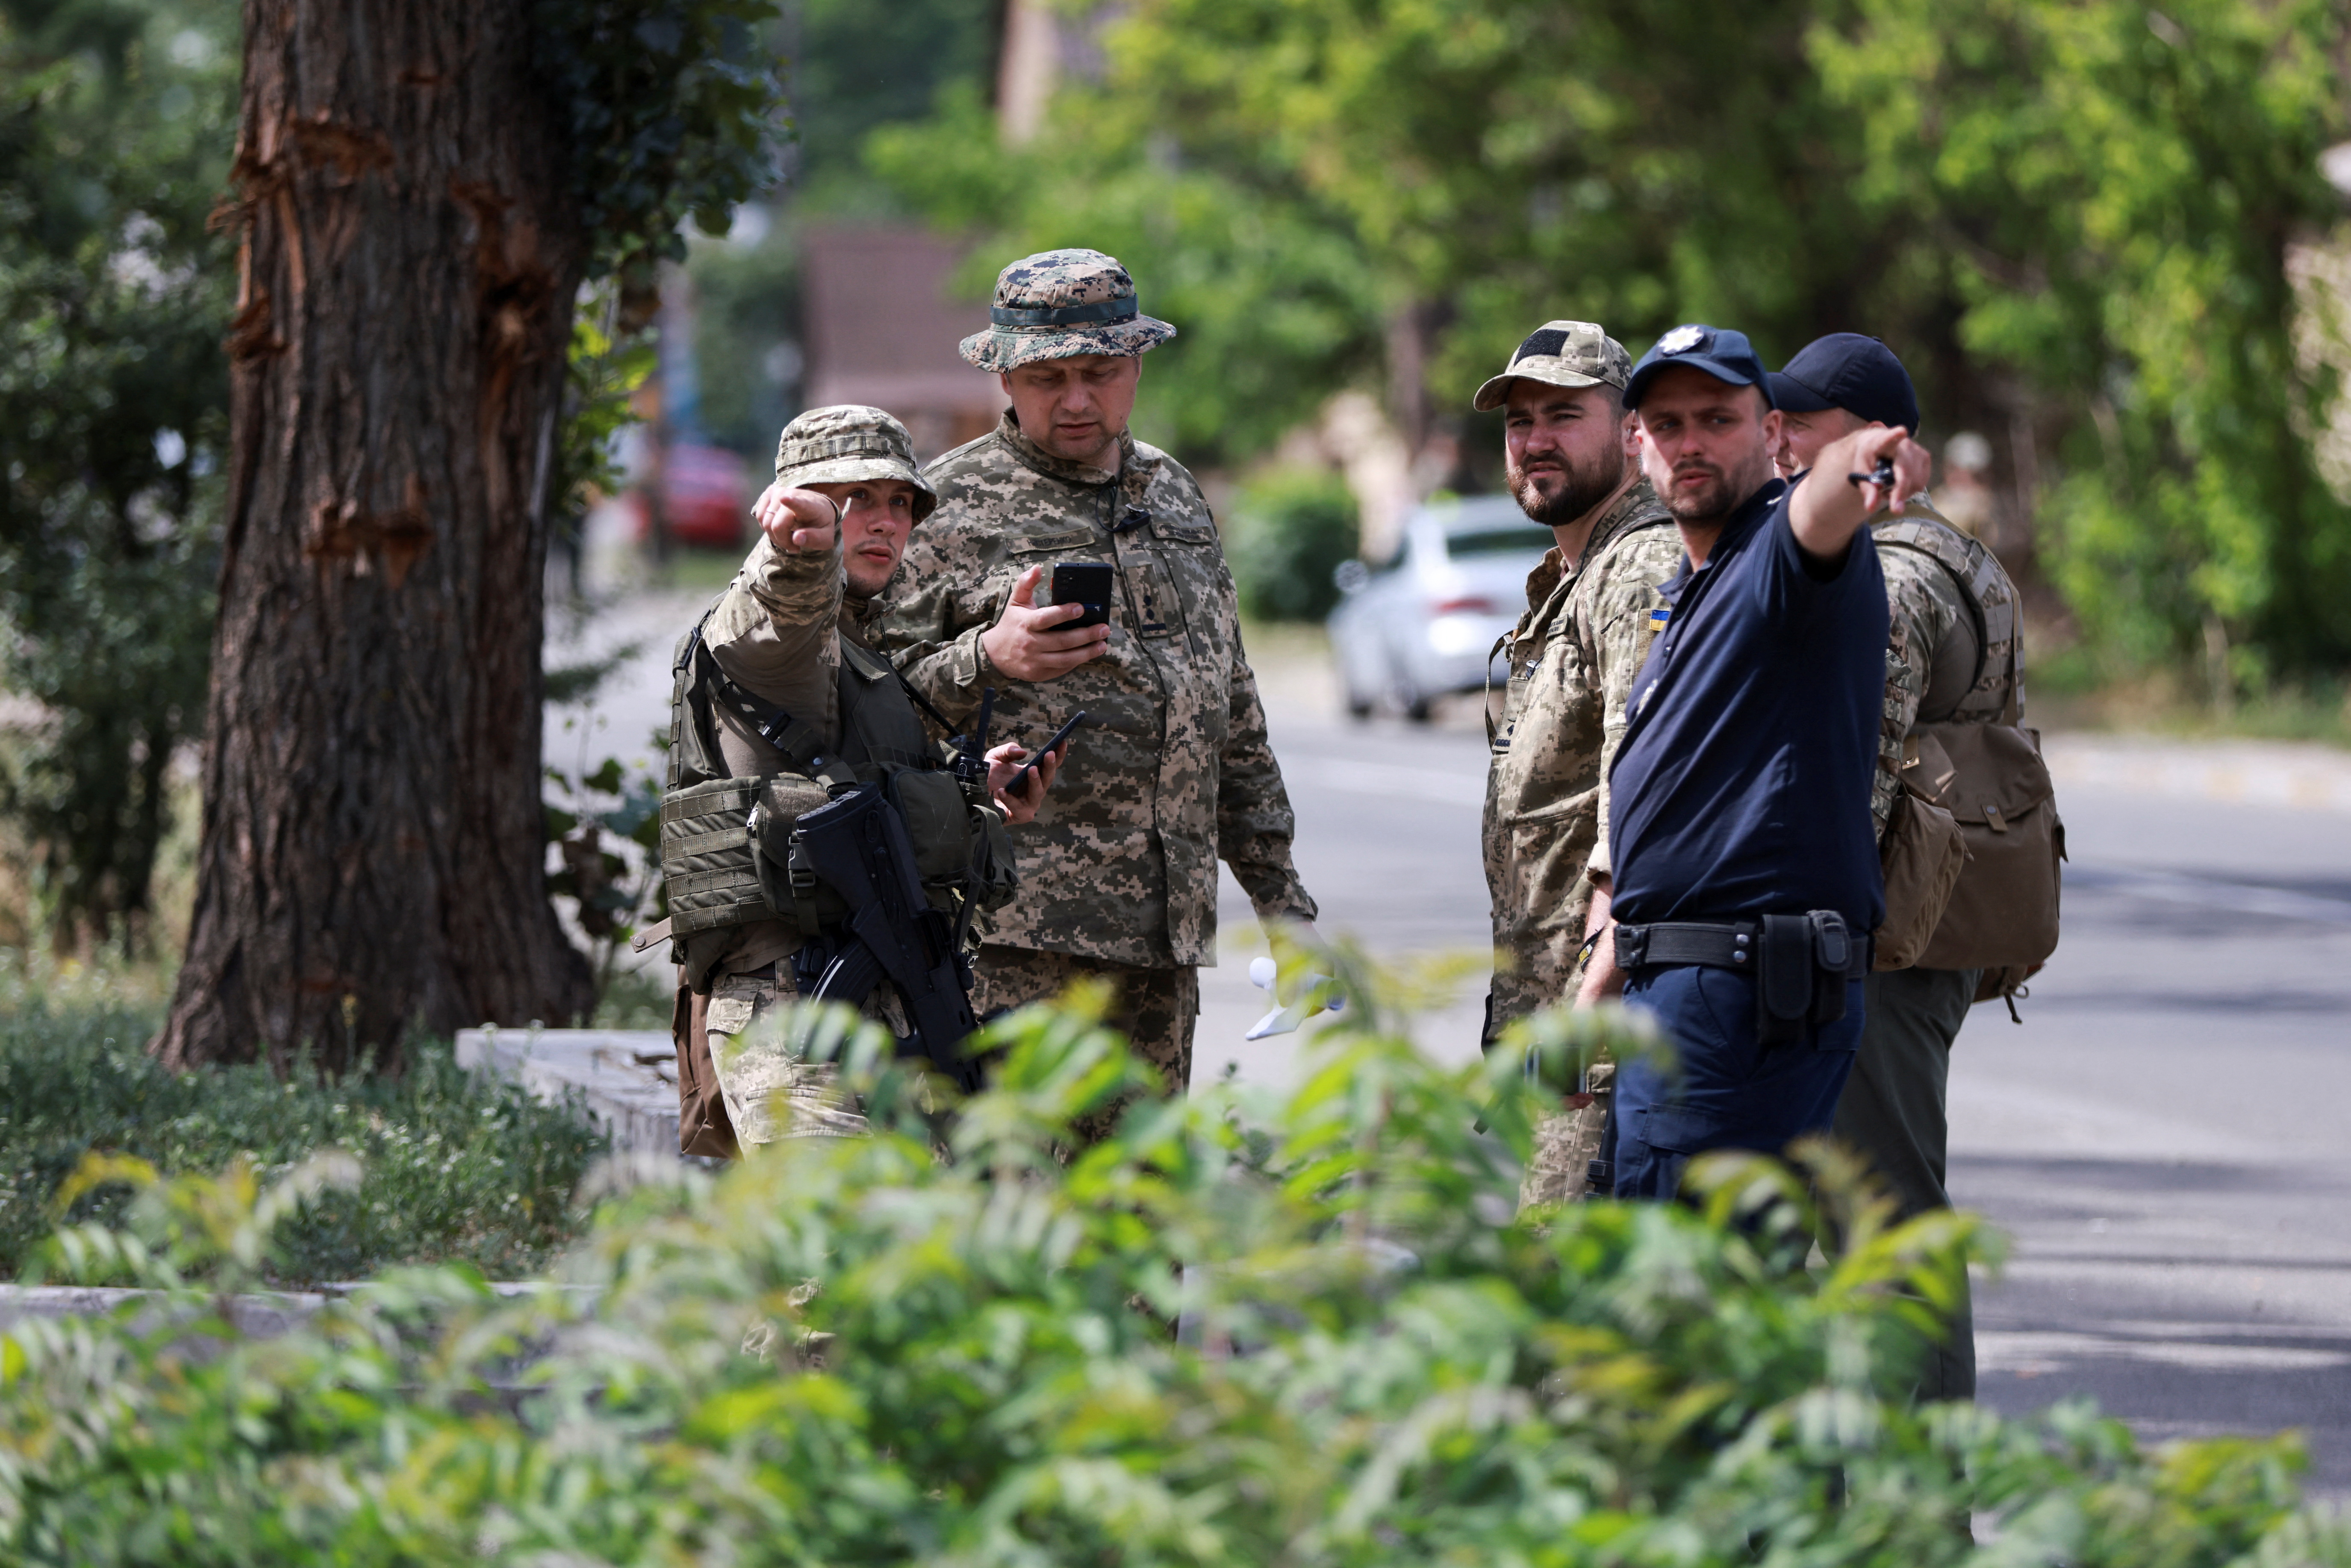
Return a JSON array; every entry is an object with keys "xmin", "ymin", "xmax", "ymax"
[{"xmin": 553, "ymin": 586, "xmax": 2351, "ymax": 1499}]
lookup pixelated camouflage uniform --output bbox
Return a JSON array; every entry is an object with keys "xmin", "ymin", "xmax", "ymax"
[
  {"xmin": 874, "ymin": 255, "xmax": 1314, "ymax": 1128},
  {"xmin": 1486, "ymin": 486, "xmax": 1681, "ymax": 1205},
  {"xmin": 679, "ymin": 405, "xmax": 988, "ymax": 1152},
  {"xmin": 1469, "ymin": 323, "xmax": 1682, "ymax": 1208},
  {"xmin": 1840, "ymin": 492, "xmax": 2023, "ymax": 1402}
]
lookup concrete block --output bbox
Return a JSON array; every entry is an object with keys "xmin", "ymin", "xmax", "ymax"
[{"xmin": 456, "ymin": 1025, "xmax": 680, "ymax": 1155}]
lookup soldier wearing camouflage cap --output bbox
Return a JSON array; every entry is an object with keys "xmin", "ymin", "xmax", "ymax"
[
  {"xmin": 1474, "ymin": 321, "xmax": 1682, "ymax": 1206},
  {"xmin": 877, "ymin": 249, "xmax": 1319, "ymax": 1142},
  {"xmin": 661, "ymin": 406, "xmax": 1064, "ymax": 1157}
]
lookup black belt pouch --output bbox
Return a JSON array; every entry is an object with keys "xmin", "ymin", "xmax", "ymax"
[
  {"xmin": 1807, "ymin": 911, "xmax": 1853, "ymax": 1027},
  {"xmin": 1756, "ymin": 914, "xmax": 1814, "ymax": 1044}
]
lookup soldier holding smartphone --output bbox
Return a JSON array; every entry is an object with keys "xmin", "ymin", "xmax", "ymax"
[{"xmin": 875, "ymin": 249, "xmax": 1319, "ymax": 1141}]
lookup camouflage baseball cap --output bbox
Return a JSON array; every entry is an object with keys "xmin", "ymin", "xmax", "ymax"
[
  {"xmin": 1471, "ymin": 320, "xmax": 1633, "ymax": 412},
  {"xmin": 957, "ymin": 248, "xmax": 1177, "ymax": 372},
  {"xmin": 772, "ymin": 404, "xmax": 937, "ymax": 523}
]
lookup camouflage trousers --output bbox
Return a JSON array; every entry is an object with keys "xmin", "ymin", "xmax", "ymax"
[
  {"xmin": 1517, "ymin": 1060, "xmax": 1615, "ymax": 1209},
  {"xmin": 971, "ymin": 945, "xmax": 1198, "ymax": 1145},
  {"xmin": 699, "ymin": 963, "xmax": 882, "ymax": 1149}
]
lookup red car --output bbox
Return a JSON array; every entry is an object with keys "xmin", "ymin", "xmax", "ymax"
[{"xmin": 630, "ymin": 442, "xmax": 750, "ymax": 551}]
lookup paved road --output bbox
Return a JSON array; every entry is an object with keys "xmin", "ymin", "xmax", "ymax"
[
  {"xmin": 1205, "ymin": 684, "xmax": 2351, "ymax": 1502},
  {"xmin": 555, "ymin": 586, "xmax": 2351, "ymax": 1498}
]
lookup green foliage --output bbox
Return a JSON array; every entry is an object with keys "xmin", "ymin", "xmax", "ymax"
[
  {"xmin": 535, "ymin": 0, "xmax": 791, "ymax": 312},
  {"xmin": 1813, "ymin": 0, "xmax": 2351, "ymax": 681},
  {"xmin": 0, "ymin": 964, "xmax": 604, "ymax": 1285},
  {"xmin": 0, "ymin": 0, "xmax": 236, "ymax": 949},
  {"xmin": 873, "ymin": 0, "xmax": 2351, "ymax": 684},
  {"xmin": 1226, "ymin": 466, "xmax": 1360, "ymax": 622},
  {"xmin": 0, "ymin": 969, "xmax": 2343, "ymax": 1563},
  {"xmin": 551, "ymin": 286, "xmax": 658, "ymax": 534},
  {"xmin": 686, "ymin": 214, "xmax": 803, "ymax": 457},
  {"xmin": 784, "ymin": 0, "xmax": 1001, "ymax": 212}
]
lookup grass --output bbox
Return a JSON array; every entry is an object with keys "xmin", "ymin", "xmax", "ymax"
[{"xmin": 0, "ymin": 950, "xmax": 606, "ymax": 1286}]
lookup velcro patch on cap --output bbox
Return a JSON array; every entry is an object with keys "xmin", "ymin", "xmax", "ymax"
[{"xmin": 1516, "ymin": 327, "xmax": 1571, "ymax": 361}]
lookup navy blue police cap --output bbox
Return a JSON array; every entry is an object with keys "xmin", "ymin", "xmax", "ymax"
[
  {"xmin": 1767, "ymin": 333, "xmax": 1920, "ymax": 434},
  {"xmin": 1623, "ymin": 325, "xmax": 1774, "ymax": 411}
]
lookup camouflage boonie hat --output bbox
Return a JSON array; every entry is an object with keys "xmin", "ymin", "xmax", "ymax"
[
  {"xmin": 957, "ymin": 248, "xmax": 1177, "ymax": 372},
  {"xmin": 773, "ymin": 404, "xmax": 937, "ymax": 523},
  {"xmin": 1472, "ymin": 320, "xmax": 1634, "ymax": 412}
]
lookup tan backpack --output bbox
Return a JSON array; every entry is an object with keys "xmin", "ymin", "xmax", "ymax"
[{"xmin": 1870, "ymin": 520, "xmax": 2064, "ymax": 1009}]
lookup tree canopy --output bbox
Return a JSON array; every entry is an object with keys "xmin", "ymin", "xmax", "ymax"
[{"xmin": 874, "ymin": 0, "xmax": 2351, "ymax": 682}]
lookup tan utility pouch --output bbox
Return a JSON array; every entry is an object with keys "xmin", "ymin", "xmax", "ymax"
[
  {"xmin": 1873, "ymin": 789, "xmax": 1967, "ymax": 970},
  {"xmin": 1909, "ymin": 721, "xmax": 2066, "ymax": 971},
  {"xmin": 660, "ymin": 777, "xmax": 768, "ymax": 937}
]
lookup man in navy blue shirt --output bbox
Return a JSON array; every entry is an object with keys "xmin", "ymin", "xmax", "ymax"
[{"xmin": 1588, "ymin": 324, "xmax": 1930, "ymax": 1201}]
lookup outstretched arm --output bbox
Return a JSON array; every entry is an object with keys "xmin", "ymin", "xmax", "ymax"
[{"xmin": 1788, "ymin": 423, "xmax": 1932, "ymax": 563}]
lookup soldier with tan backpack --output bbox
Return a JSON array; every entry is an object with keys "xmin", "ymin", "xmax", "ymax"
[{"xmin": 1770, "ymin": 335, "xmax": 2065, "ymax": 1403}]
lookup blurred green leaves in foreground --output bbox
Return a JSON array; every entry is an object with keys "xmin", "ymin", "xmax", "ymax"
[
  {"xmin": 2, "ymin": 964, "xmax": 2344, "ymax": 1565},
  {"xmin": 875, "ymin": 0, "xmax": 2351, "ymax": 690}
]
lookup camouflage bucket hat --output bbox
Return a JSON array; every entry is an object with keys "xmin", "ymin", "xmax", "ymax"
[
  {"xmin": 957, "ymin": 248, "xmax": 1177, "ymax": 372},
  {"xmin": 1472, "ymin": 320, "xmax": 1634, "ymax": 411},
  {"xmin": 773, "ymin": 404, "xmax": 938, "ymax": 523}
]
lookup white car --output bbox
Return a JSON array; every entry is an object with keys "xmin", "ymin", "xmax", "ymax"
[{"xmin": 1327, "ymin": 495, "xmax": 1555, "ymax": 721}]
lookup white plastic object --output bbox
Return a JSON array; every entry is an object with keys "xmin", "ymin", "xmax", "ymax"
[{"xmin": 1243, "ymin": 955, "xmax": 1344, "ymax": 1040}]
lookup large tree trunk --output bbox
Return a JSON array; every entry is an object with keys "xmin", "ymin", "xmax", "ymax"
[{"xmin": 159, "ymin": 0, "xmax": 594, "ymax": 1072}]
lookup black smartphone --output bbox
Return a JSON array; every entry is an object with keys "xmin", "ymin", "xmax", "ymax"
[
  {"xmin": 1049, "ymin": 561, "xmax": 1116, "ymax": 628},
  {"xmin": 1009, "ymin": 712, "xmax": 1087, "ymax": 794}
]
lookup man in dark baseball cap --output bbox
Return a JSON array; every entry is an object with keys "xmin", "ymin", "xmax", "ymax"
[
  {"xmin": 1767, "ymin": 333, "xmax": 1921, "ymax": 481},
  {"xmin": 1762, "ymin": 330, "xmax": 2025, "ymax": 1406},
  {"xmin": 1584, "ymin": 322, "xmax": 1930, "ymax": 1205}
]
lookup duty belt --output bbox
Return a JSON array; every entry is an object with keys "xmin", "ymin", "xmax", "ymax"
[
  {"xmin": 1614, "ymin": 911, "xmax": 1870, "ymax": 1044},
  {"xmin": 1612, "ymin": 916, "xmax": 1871, "ymax": 979}
]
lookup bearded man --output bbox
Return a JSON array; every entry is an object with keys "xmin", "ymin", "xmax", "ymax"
[{"xmin": 1473, "ymin": 321, "xmax": 1682, "ymax": 1204}]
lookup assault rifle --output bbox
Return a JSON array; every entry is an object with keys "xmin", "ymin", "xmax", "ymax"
[{"xmin": 792, "ymin": 781, "xmax": 983, "ymax": 1091}]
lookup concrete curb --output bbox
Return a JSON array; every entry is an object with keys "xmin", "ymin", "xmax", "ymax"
[{"xmin": 456, "ymin": 1025, "xmax": 679, "ymax": 1153}]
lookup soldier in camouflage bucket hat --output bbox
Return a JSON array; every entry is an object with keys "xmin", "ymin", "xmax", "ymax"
[
  {"xmin": 772, "ymin": 404, "xmax": 938, "ymax": 525},
  {"xmin": 958, "ymin": 249, "xmax": 1177, "ymax": 372}
]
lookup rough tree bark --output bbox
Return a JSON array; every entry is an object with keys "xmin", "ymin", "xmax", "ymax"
[{"xmin": 159, "ymin": 0, "xmax": 595, "ymax": 1071}]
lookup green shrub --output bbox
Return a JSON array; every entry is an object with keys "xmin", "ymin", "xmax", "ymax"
[
  {"xmin": 0, "ymin": 953, "xmax": 2341, "ymax": 1566},
  {"xmin": 1227, "ymin": 466, "xmax": 1360, "ymax": 622},
  {"xmin": 0, "ymin": 956, "xmax": 604, "ymax": 1284}
]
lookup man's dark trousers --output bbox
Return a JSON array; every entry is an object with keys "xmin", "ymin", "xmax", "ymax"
[
  {"xmin": 1833, "ymin": 964, "xmax": 1980, "ymax": 1400},
  {"xmin": 1613, "ymin": 965, "xmax": 1864, "ymax": 1200}
]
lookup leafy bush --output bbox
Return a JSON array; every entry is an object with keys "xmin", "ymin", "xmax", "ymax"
[
  {"xmin": 1226, "ymin": 467, "xmax": 1361, "ymax": 622},
  {"xmin": 0, "ymin": 0, "xmax": 237, "ymax": 949},
  {"xmin": 0, "ymin": 960, "xmax": 2341, "ymax": 1566},
  {"xmin": 0, "ymin": 958, "xmax": 604, "ymax": 1284}
]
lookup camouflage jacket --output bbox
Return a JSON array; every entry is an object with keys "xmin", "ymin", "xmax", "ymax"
[
  {"xmin": 692, "ymin": 528, "xmax": 882, "ymax": 981},
  {"xmin": 1482, "ymin": 477, "xmax": 1680, "ymax": 1027},
  {"xmin": 875, "ymin": 412, "xmax": 1314, "ymax": 967},
  {"xmin": 1868, "ymin": 495, "xmax": 2024, "ymax": 837}
]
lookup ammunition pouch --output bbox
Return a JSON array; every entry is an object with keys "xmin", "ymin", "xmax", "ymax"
[{"xmin": 659, "ymin": 778, "xmax": 771, "ymax": 939}]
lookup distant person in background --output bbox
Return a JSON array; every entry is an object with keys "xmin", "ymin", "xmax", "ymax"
[
  {"xmin": 1935, "ymin": 431, "xmax": 1997, "ymax": 539},
  {"xmin": 1470, "ymin": 320, "xmax": 1681, "ymax": 1205},
  {"xmin": 1771, "ymin": 334, "xmax": 2027, "ymax": 1401},
  {"xmin": 875, "ymin": 248, "xmax": 1319, "ymax": 1143},
  {"xmin": 1588, "ymin": 324, "xmax": 1926, "ymax": 1201}
]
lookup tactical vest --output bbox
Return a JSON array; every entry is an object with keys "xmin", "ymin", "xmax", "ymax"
[
  {"xmin": 1874, "ymin": 516, "xmax": 2020, "ymax": 724},
  {"xmin": 1869, "ymin": 518, "xmax": 2062, "ymax": 999},
  {"xmin": 657, "ymin": 606, "xmax": 999, "ymax": 950}
]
